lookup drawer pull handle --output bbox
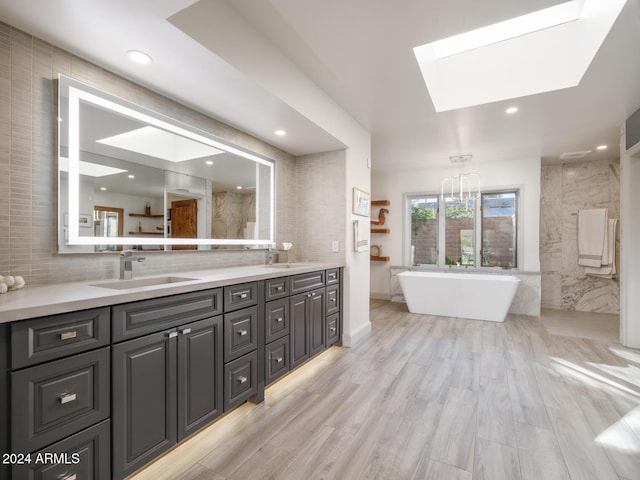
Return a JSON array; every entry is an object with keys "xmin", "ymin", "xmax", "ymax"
[
  {"xmin": 330, "ymin": 298, "xmax": 337, "ymax": 303},
  {"xmin": 330, "ymin": 327, "xmax": 337, "ymax": 333},
  {"xmin": 234, "ymin": 291, "xmax": 249, "ymax": 299},
  {"xmin": 237, "ymin": 330, "xmax": 248, "ymax": 336},
  {"xmin": 181, "ymin": 328, "xmax": 192, "ymax": 335},
  {"xmin": 274, "ymin": 317, "xmax": 283, "ymax": 323},
  {"xmin": 237, "ymin": 376, "xmax": 248, "ymax": 384},
  {"xmin": 275, "ymin": 357, "xmax": 283, "ymax": 363},
  {"xmin": 59, "ymin": 393, "xmax": 77, "ymax": 404},
  {"xmin": 167, "ymin": 331, "xmax": 178, "ymax": 339},
  {"xmin": 276, "ymin": 286, "xmax": 283, "ymax": 291},
  {"xmin": 58, "ymin": 473, "xmax": 77, "ymax": 480},
  {"xmin": 60, "ymin": 331, "xmax": 77, "ymax": 341}
]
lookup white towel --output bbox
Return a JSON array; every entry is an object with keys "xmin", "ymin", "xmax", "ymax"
[
  {"xmin": 577, "ymin": 208, "xmax": 608, "ymax": 267},
  {"xmin": 585, "ymin": 218, "xmax": 618, "ymax": 278}
]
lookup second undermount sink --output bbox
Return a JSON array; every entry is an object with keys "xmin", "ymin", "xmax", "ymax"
[{"xmin": 91, "ymin": 276, "xmax": 196, "ymax": 290}]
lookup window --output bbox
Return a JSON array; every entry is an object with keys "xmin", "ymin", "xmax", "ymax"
[
  {"xmin": 406, "ymin": 189, "xmax": 518, "ymax": 268},
  {"xmin": 481, "ymin": 191, "xmax": 517, "ymax": 267},
  {"xmin": 445, "ymin": 196, "xmax": 475, "ymax": 266},
  {"xmin": 409, "ymin": 196, "xmax": 438, "ymax": 265}
]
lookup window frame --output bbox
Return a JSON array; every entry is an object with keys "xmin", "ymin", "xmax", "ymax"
[{"xmin": 404, "ymin": 188, "xmax": 520, "ymax": 269}]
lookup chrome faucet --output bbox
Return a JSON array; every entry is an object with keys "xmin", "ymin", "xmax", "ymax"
[{"xmin": 119, "ymin": 250, "xmax": 146, "ymax": 280}]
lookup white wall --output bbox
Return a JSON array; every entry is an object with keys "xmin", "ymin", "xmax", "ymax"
[
  {"xmin": 371, "ymin": 157, "xmax": 541, "ymax": 299},
  {"xmin": 620, "ymin": 126, "xmax": 640, "ymax": 348}
]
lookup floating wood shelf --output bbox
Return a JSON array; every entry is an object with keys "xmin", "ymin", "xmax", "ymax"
[
  {"xmin": 371, "ymin": 200, "xmax": 390, "ymax": 206},
  {"xmin": 370, "ymin": 256, "xmax": 390, "ymax": 262},
  {"xmin": 129, "ymin": 213, "xmax": 164, "ymax": 218},
  {"xmin": 371, "ymin": 228, "xmax": 390, "ymax": 234}
]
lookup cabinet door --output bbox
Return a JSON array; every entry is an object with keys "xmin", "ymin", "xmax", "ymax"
[
  {"xmin": 112, "ymin": 331, "xmax": 177, "ymax": 479},
  {"xmin": 309, "ymin": 288, "xmax": 326, "ymax": 356},
  {"xmin": 177, "ymin": 316, "xmax": 223, "ymax": 441},
  {"xmin": 290, "ymin": 292, "xmax": 309, "ymax": 368}
]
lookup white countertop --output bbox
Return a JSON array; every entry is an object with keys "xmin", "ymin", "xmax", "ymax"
[{"xmin": 0, "ymin": 263, "xmax": 343, "ymax": 324}]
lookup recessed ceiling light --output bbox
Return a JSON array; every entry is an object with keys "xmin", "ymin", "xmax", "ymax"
[
  {"xmin": 505, "ymin": 106, "xmax": 519, "ymax": 114},
  {"xmin": 127, "ymin": 50, "xmax": 152, "ymax": 65},
  {"xmin": 275, "ymin": 130, "xmax": 287, "ymax": 136},
  {"xmin": 128, "ymin": 174, "xmax": 135, "ymax": 179},
  {"xmin": 596, "ymin": 144, "xmax": 608, "ymax": 150},
  {"xmin": 100, "ymin": 187, "xmax": 107, "ymax": 191},
  {"xmin": 236, "ymin": 186, "xmax": 243, "ymax": 190},
  {"xmin": 206, "ymin": 160, "xmax": 214, "ymax": 165}
]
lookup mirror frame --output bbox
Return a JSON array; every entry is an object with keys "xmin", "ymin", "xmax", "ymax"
[{"xmin": 58, "ymin": 74, "xmax": 275, "ymax": 250}]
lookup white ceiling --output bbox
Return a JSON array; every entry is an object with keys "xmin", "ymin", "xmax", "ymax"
[{"xmin": 1, "ymin": 0, "xmax": 639, "ymax": 171}]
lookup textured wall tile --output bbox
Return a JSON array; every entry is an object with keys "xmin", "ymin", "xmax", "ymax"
[
  {"xmin": 540, "ymin": 158, "xmax": 620, "ymax": 314},
  {"xmin": 540, "ymin": 164, "xmax": 562, "ymax": 204}
]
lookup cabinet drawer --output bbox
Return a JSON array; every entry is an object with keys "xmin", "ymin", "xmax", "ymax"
[
  {"xmin": 326, "ymin": 268, "xmax": 340, "ymax": 285},
  {"xmin": 290, "ymin": 271, "xmax": 325, "ymax": 294},
  {"xmin": 265, "ymin": 298, "xmax": 289, "ymax": 343},
  {"xmin": 224, "ymin": 282, "xmax": 258, "ymax": 311},
  {"xmin": 265, "ymin": 276, "xmax": 288, "ymax": 300},
  {"xmin": 12, "ymin": 419, "xmax": 111, "ymax": 480},
  {"xmin": 224, "ymin": 306, "xmax": 258, "ymax": 362},
  {"xmin": 112, "ymin": 288, "xmax": 222, "ymax": 342},
  {"xmin": 326, "ymin": 284, "xmax": 340, "ymax": 316},
  {"xmin": 224, "ymin": 350, "xmax": 257, "ymax": 411},
  {"xmin": 12, "ymin": 347, "xmax": 110, "ymax": 453},
  {"xmin": 326, "ymin": 313, "xmax": 340, "ymax": 346},
  {"xmin": 265, "ymin": 336, "xmax": 289, "ymax": 385},
  {"xmin": 11, "ymin": 307, "xmax": 110, "ymax": 369}
]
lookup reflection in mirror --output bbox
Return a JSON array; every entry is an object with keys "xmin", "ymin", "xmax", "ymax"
[
  {"xmin": 57, "ymin": 75, "xmax": 275, "ymax": 253},
  {"xmin": 93, "ymin": 205, "xmax": 123, "ymax": 252}
]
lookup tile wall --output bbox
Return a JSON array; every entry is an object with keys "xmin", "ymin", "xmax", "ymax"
[
  {"xmin": 0, "ymin": 22, "xmax": 304, "ymax": 285},
  {"xmin": 540, "ymin": 158, "xmax": 620, "ymax": 313}
]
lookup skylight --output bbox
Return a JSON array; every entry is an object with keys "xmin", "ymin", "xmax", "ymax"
[
  {"xmin": 414, "ymin": 0, "xmax": 628, "ymax": 112},
  {"xmin": 97, "ymin": 126, "xmax": 224, "ymax": 162},
  {"xmin": 431, "ymin": 1, "xmax": 583, "ymax": 60},
  {"xmin": 59, "ymin": 157, "xmax": 127, "ymax": 177}
]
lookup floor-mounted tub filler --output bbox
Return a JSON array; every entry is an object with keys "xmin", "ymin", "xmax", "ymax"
[{"xmin": 397, "ymin": 270, "xmax": 521, "ymax": 322}]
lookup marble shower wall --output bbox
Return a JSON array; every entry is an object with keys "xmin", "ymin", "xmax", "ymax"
[
  {"xmin": 540, "ymin": 158, "xmax": 620, "ymax": 313},
  {"xmin": 212, "ymin": 191, "xmax": 256, "ymax": 240}
]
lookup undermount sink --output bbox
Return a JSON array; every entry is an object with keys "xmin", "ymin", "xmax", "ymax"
[{"xmin": 91, "ymin": 276, "xmax": 196, "ymax": 290}]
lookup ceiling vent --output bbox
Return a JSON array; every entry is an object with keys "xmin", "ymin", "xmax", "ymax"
[
  {"xmin": 449, "ymin": 154, "xmax": 473, "ymax": 163},
  {"xmin": 560, "ymin": 150, "xmax": 592, "ymax": 159}
]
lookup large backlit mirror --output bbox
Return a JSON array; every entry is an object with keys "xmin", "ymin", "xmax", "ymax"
[{"xmin": 57, "ymin": 75, "xmax": 274, "ymax": 253}]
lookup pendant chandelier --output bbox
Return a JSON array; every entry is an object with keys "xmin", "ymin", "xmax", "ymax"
[{"xmin": 441, "ymin": 155, "xmax": 480, "ymax": 208}]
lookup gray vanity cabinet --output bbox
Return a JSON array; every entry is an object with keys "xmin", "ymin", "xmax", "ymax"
[
  {"xmin": 111, "ymin": 288, "xmax": 225, "ymax": 480},
  {"xmin": 265, "ymin": 297, "xmax": 290, "ymax": 385},
  {"xmin": 0, "ymin": 325, "xmax": 9, "ymax": 480},
  {"xmin": 290, "ymin": 286, "xmax": 325, "ymax": 368},
  {"xmin": 112, "ymin": 315, "xmax": 224, "ymax": 478},
  {"xmin": 112, "ymin": 329, "xmax": 177, "ymax": 480},
  {"xmin": 177, "ymin": 317, "xmax": 224, "ymax": 441},
  {"xmin": 8, "ymin": 307, "xmax": 112, "ymax": 480}
]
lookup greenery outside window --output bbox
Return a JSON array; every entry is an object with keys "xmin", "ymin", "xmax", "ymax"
[
  {"xmin": 409, "ymin": 196, "xmax": 438, "ymax": 265},
  {"xmin": 444, "ymin": 197, "xmax": 475, "ymax": 266},
  {"xmin": 481, "ymin": 191, "xmax": 517, "ymax": 267}
]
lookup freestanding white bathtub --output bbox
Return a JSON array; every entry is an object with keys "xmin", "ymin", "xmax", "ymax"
[{"xmin": 397, "ymin": 271, "xmax": 521, "ymax": 322}]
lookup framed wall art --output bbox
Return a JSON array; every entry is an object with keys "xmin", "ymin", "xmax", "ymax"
[{"xmin": 352, "ymin": 188, "xmax": 370, "ymax": 217}]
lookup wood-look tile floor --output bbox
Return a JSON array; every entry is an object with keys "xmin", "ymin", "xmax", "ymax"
[{"xmin": 130, "ymin": 300, "xmax": 640, "ymax": 480}]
